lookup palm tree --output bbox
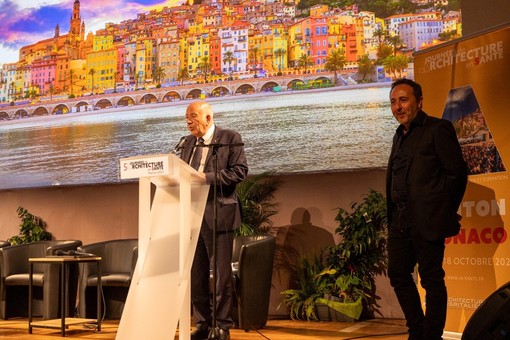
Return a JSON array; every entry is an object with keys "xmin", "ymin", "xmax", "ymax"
[
  {"xmin": 297, "ymin": 53, "xmax": 314, "ymax": 74},
  {"xmin": 382, "ymin": 56, "xmax": 397, "ymax": 79},
  {"xmin": 9, "ymin": 82, "xmax": 15, "ymax": 101},
  {"xmin": 177, "ymin": 67, "xmax": 189, "ymax": 85},
  {"xmin": 48, "ymin": 84, "xmax": 54, "ymax": 101},
  {"xmin": 388, "ymin": 35, "xmax": 404, "ymax": 56},
  {"xmin": 324, "ymin": 48, "xmax": 346, "ymax": 85},
  {"xmin": 383, "ymin": 55, "xmax": 409, "ymax": 79},
  {"xmin": 376, "ymin": 44, "xmax": 394, "ymax": 65},
  {"xmin": 223, "ymin": 50, "xmax": 235, "ymax": 78},
  {"xmin": 394, "ymin": 55, "xmax": 410, "ymax": 78},
  {"xmin": 248, "ymin": 47, "xmax": 260, "ymax": 74},
  {"xmin": 113, "ymin": 72, "xmax": 118, "ymax": 93},
  {"xmin": 274, "ymin": 48, "xmax": 286, "ymax": 75},
  {"xmin": 152, "ymin": 66, "xmax": 165, "ymax": 86},
  {"xmin": 88, "ymin": 68, "xmax": 96, "ymax": 95},
  {"xmin": 235, "ymin": 172, "xmax": 281, "ymax": 236},
  {"xmin": 26, "ymin": 88, "xmax": 38, "ymax": 100},
  {"xmin": 373, "ymin": 28, "xmax": 387, "ymax": 55},
  {"xmin": 198, "ymin": 56, "xmax": 211, "ymax": 82},
  {"xmin": 68, "ymin": 69, "xmax": 76, "ymax": 97},
  {"xmin": 357, "ymin": 54, "xmax": 375, "ymax": 82}
]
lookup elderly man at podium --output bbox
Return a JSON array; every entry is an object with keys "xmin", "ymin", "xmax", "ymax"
[{"xmin": 178, "ymin": 100, "xmax": 248, "ymax": 340}]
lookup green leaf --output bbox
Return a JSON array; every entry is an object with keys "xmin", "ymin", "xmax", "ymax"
[{"xmin": 8, "ymin": 206, "xmax": 52, "ymax": 244}]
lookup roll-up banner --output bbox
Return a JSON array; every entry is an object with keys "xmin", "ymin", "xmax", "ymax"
[{"xmin": 414, "ymin": 23, "xmax": 510, "ymax": 333}]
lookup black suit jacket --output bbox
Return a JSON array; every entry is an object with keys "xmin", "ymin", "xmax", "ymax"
[
  {"xmin": 386, "ymin": 110, "xmax": 468, "ymax": 240},
  {"xmin": 180, "ymin": 126, "xmax": 248, "ymax": 232}
]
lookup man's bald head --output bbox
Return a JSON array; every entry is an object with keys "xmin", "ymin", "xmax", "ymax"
[{"xmin": 185, "ymin": 100, "xmax": 214, "ymax": 138}]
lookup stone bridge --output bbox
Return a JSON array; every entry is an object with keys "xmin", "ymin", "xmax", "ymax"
[{"xmin": 0, "ymin": 73, "xmax": 337, "ymax": 119}]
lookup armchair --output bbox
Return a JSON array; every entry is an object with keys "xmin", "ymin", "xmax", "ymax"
[
  {"xmin": 231, "ymin": 235, "xmax": 276, "ymax": 331},
  {"xmin": 0, "ymin": 240, "xmax": 82, "ymax": 319},
  {"xmin": 77, "ymin": 239, "xmax": 138, "ymax": 319}
]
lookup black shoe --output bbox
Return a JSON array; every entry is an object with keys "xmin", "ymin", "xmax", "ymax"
[
  {"xmin": 218, "ymin": 328, "xmax": 230, "ymax": 340},
  {"xmin": 191, "ymin": 327, "xmax": 210, "ymax": 340}
]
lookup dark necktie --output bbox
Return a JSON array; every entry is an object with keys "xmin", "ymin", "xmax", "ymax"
[{"xmin": 190, "ymin": 137, "xmax": 204, "ymax": 170}]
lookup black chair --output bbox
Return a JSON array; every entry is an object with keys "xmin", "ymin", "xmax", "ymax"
[
  {"xmin": 231, "ymin": 235, "xmax": 275, "ymax": 331},
  {"xmin": 77, "ymin": 239, "xmax": 138, "ymax": 319},
  {"xmin": 0, "ymin": 240, "xmax": 82, "ymax": 319},
  {"xmin": 0, "ymin": 240, "xmax": 10, "ymax": 317}
]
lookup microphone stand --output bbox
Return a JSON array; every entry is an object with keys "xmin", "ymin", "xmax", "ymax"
[
  {"xmin": 203, "ymin": 142, "xmax": 243, "ymax": 340},
  {"xmin": 208, "ymin": 143, "xmax": 220, "ymax": 340}
]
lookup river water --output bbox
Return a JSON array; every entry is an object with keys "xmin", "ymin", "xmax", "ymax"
[{"xmin": 0, "ymin": 85, "xmax": 396, "ymax": 190}]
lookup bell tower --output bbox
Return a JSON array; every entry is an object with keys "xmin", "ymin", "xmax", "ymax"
[
  {"xmin": 68, "ymin": 0, "xmax": 82, "ymax": 59},
  {"xmin": 70, "ymin": 0, "xmax": 81, "ymax": 37}
]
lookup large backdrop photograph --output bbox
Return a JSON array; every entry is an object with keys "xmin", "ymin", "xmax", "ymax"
[{"xmin": 0, "ymin": 0, "xmax": 463, "ymax": 189}]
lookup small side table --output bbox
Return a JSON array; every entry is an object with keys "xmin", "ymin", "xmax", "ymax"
[{"xmin": 28, "ymin": 256, "xmax": 102, "ymax": 337}]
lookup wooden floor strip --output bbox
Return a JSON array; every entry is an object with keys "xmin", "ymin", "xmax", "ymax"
[{"xmin": 0, "ymin": 318, "xmax": 411, "ymax": 339}]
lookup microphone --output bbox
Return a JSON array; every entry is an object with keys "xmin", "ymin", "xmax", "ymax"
[
  {"xmin": 54, "ymin": 250, "xmax": 96, "ymax": 257},
  {"xmin": 171, "ymin": 136, "xmax": 186, "ymax": 155},
  {"xmin": 67, "ymin": 250, "xmax": 97, "ymax": 257}
]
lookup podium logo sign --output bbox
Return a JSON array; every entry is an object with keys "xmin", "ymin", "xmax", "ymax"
[{"xmin": 120, "ymin": 155, "xmax": 169, "ymax": 179}]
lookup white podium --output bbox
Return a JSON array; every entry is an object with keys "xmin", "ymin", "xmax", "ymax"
[{"xmin": 116, "ymin": 154, "xmax": 209, "ymax": 339}]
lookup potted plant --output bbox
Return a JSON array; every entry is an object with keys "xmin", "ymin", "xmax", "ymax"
[
  {"xmin": 280, "ymin": 254, "xmax": 368, "ymax": 322},
  {"xmin": 280, "ymin": 254, "xmax": 325, "ymax": 321},
  {"xmin": 281, "ymin": 189, "xmax": 387, "ymax": 321},
  {"xmin": 320, "ymin": 188, "xmax": 388, "ymax": 319},
  {"xmin": 8, "ymin": 206, "xmax": 52, "ymax": 245},
  {"xmin": 314, "ymin": 271, "xmax": 370, "ymax": 322},
  {"xmin": 235, "ymin": 171, "xmax": 281, "ymax": 236}
]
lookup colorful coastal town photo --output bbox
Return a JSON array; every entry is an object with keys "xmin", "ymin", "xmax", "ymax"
[
  {"xmin": 0, "ymin": 0, "xmax": 461, "ymax": 108},
  {"xmin": 0, "ymin": 0, "xmax": 462, "ymax": 189}
]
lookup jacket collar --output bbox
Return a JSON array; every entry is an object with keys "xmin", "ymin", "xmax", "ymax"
[{"xmin": 396, "ymin": 110, "xmax": 427, "ymax": 135}]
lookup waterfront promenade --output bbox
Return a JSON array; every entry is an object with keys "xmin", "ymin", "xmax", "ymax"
[{"xmin": 0, "ymin": 79, "xmax": 391, "ymax": 126}]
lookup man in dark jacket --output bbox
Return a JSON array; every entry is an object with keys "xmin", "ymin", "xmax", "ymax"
[
  {"xmin": 180, "ymin": 100, "xmax": 248, "ymax": 340},
  {"xmin": 386, "ymin": 79, "xmax": 468, "ymax": 339}
]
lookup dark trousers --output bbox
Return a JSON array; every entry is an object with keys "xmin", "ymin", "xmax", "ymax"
[
  {"xmin": 388, "ymin": 221, "xmax": 446, "ymax": 340},
  {"xmin": 191, "ymin": 226, "xmax": 234, "ymax": 331}
]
